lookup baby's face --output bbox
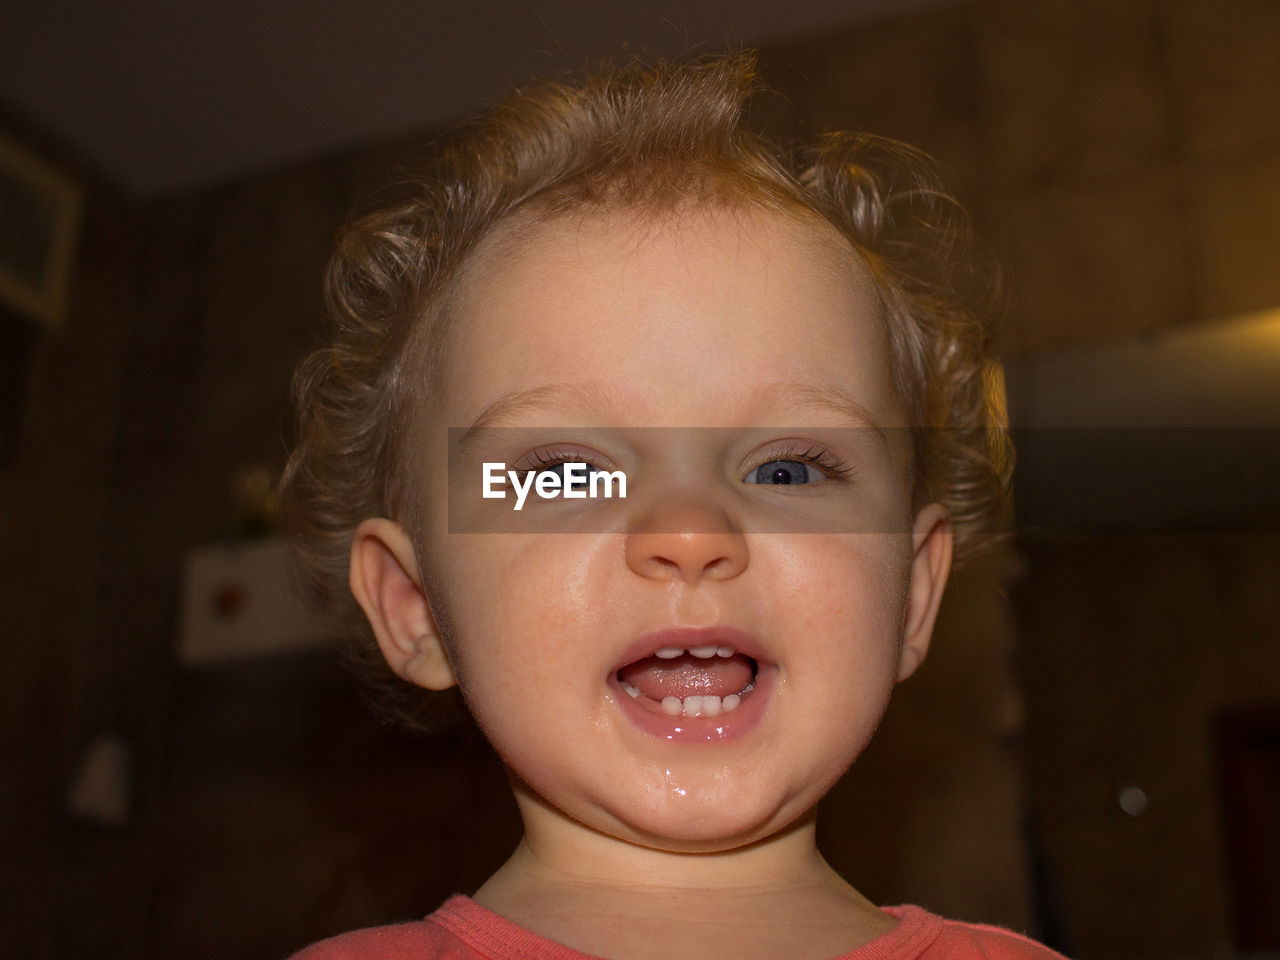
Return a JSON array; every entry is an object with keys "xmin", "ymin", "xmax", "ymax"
[{"xmin": 413, "ymin": 205, "xmax": 938, "ymax": 850}]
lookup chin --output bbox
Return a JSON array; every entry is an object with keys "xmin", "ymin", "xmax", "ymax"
[
  {"xmin": 630, "ymin": 820, "xmax": 783, "ymax": 853},
  {"xmin": 593, "ymin": 779, "xmax": 808, "ymax": 853}
]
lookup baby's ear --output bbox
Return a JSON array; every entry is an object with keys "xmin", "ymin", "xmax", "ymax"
[
  {"xmin": 897, "ymin": 503, "xmax": 953, "ymax": 682},
  {"xmin": 348, "ymin": 518, "xmax": 457, "ymax": 691}
]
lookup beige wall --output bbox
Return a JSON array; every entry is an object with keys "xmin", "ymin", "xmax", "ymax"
[
  {"xmin": 1015, "ymin": 534, "xmax": 1280, "ymax": 955},
  {"xmin": 768, "ymin": 0, "xmax": 1280, "ymax": 354},
  {"xmin": 776, "ymin": 2, "xmax": 1280, "ymax": 954}
]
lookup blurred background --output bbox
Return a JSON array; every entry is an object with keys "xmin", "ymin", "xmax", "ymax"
[{"xmin": 2, "ymin": 1, "xmax": 1278, "ymax": 957}]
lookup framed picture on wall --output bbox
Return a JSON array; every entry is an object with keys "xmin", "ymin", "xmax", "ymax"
[{"xmin": 0, "ymin": 133, "xmax": 83, "ymax": 333}]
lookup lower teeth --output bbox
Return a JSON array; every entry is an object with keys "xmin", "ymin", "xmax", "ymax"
[
  {"xmin": 619, "ymin": 675, "xmax": 757, "ymax": 719},
  {"xmin": 657, "ymin": 686, "xmax": 752, "ymax": 718}
]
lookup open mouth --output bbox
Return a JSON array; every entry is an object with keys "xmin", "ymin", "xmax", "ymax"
[{"xmin": 615, "ymin": 643, "xmax": 759, "ymax": 719}]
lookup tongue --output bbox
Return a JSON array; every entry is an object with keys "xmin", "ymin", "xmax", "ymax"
[{"xmin": 618, "ymin": 654, "xmax": 754, "ymax": 701}]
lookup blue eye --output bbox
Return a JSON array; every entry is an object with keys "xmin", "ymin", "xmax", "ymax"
[
  {"xmin": 539, "ymin": 461, "xmax": 598, "ymax": 491},
  {"xmin": 744, "ymin": 459, "xmax": 818, "ymax": 485}
]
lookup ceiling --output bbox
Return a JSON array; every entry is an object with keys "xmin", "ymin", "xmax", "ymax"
[{"xmin": 0, "ymin": 0, "xmax": 947, "ymax": 196}]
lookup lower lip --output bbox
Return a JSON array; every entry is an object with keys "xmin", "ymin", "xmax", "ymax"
[{"xmin": 609, "ymin": 667, "xmax": 775, "ymax": 744}]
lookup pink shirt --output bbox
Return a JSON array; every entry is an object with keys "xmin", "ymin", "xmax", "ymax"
[{"xmin": 290, "ymin": 895, "xmax": 1067, "ymax": 959}]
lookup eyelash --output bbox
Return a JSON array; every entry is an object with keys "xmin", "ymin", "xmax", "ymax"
[
  {"xmin": 751, "ymin": 444, "xmax": 856, "ymax": 482},
  {"xmin": 513, "ymin": 445, "xmax": 605, "ymax": 474},
  {"xmin": 513, "ymin": 443, "xmax": 854, "ymax": 482}
]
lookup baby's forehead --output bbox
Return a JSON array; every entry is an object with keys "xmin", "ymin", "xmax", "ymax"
[
  {"xmin": 465, "ymin": 198, "xmax": 866, "ymax": 282},
  {"xmin": 425, "ymin": 199, "xmax": 898, "ymax": 438},
  {"xmin": 446, "ymin": 203, "xmax": 878, "ymax": 371}
]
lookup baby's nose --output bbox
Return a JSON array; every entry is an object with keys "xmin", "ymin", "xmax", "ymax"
[{"xmin": 623, "ymin": 497, "xmax": 748, "ymax": 583}]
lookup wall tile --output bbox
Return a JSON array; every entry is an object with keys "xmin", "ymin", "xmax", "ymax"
[
  {"xmin": 979, "ymin": 0, "xmax": 1174, "ymax": 186},
  {"xmin": 1166, "ymin": 0, "xmax": 1280, "ymax": 159},
  {"xmin": 1013, "ymin": 534, "xmax": 1280, "ymax": 953},
  {"xmin": 0, "ymin": 855, "xmax": 57, "ymax": 956},
  {"xmin": 1190, "ymin": 151, "xmax": 1280, "ymax": 319},
  {"xmin": 993, "ymin": 166, "xmax": 1192, "ymax": 353}
]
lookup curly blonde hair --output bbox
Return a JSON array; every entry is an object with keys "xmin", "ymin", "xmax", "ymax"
[{"xmin": 282, "ymin": 50, "xmax": 1010, "ymax": 730}]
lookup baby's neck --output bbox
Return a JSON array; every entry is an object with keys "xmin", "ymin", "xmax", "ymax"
[{"xmin": 472, "ymin": 816, "xmax": 895, "ymax": 960}]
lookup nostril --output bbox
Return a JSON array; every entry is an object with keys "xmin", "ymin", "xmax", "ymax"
[
  {"xmin": 625, "ymin": 524, "xmax": 749, "ymax": 583},
  {"xmin": 703, "ymin": 554, "xmax": 737, "ymax": 576},
  {"xmin": 625, "ymin": 554, "xmax": 687, "ymax": 583}
]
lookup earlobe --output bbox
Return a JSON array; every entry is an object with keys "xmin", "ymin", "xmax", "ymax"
[
  {"xmin": 348, "ymin": 518, "xmax": 457, "ymax": 691},
  {"xmin": 897, "ymin": 503, "xmax": 953, "ymax": 682}
]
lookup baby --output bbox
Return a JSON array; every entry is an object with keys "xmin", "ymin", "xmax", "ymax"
[{"xmin": 284, "ymin": 51, "xmax": 1059, "ymax": 960}]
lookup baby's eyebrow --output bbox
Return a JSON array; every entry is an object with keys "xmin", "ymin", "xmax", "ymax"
[
  {"xmin": 456, "ymin": 380, "xmax": 890, "ymax": 447},
  {"xmin": 744, "ymin": 380, "xmax": 890, "ymax": 440},
  {"xmin": 456, "ymin": 382, "xmax": 622, "ymax": 447}
]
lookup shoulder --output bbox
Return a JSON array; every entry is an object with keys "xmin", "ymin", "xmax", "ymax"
[
  {"xmin": 881, "ymin": 906, "xmax": 1069, "ymax": 960},
  {"xmin": 931, "ymin": 916, "xmax": 1068, "ymax": 960},
  {"xmin": 286, "ymin": 922, "xmax": 459, "ymax": 960},
  {"xmin": 286, "ymin": 898, "xmax": 481, "ymax": 960}
]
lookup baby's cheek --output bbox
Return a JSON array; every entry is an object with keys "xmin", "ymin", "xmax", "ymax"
[
  {"xmin": 440, "ymin": 536, "xmax": 606, "ymax": 672},
  {"xmin": 778, "ymin": 537, "xmax": 908, "ymax": 649},
  {"xmin": 781, "ymin": 531, "xmax": 903, "ymax": 596}
]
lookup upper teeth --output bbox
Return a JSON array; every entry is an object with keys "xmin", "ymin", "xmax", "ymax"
[{"xmin": 654, "ymin": 645, "xmax": 737, "ymax": 659}]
